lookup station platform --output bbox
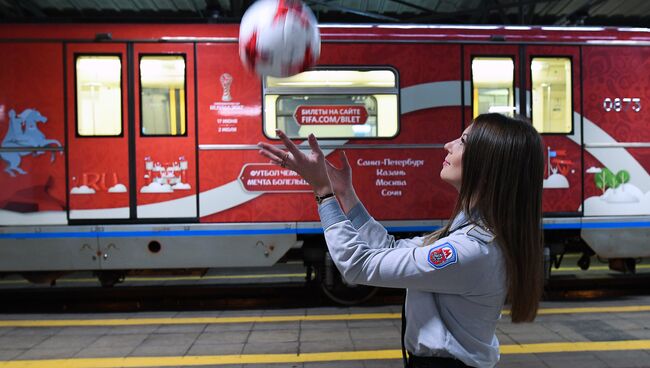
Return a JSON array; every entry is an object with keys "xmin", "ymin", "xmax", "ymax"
[{"xmin": 0, "ymin": 294, "xmax": 650, "ymax": 367}]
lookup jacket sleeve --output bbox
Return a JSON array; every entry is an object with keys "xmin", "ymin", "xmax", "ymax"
[
  {"xmin": 336, "ymin": 201, "xmax": 423, "ymax": 249},
  {"xmin": 319, "ymin": 200, "xmax": 487, "ymax": 294}
]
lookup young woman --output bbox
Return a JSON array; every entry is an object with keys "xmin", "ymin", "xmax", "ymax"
[{"xmin": 258, "ymin": 113, "xmax": 545, "ymax": 368}]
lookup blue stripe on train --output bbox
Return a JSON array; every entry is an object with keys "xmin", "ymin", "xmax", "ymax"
[{"xmin": 0, "ymin": 222, "xmax": 649, "ymax": 239}]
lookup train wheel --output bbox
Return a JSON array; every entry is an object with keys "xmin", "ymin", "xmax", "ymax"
[
  {"xmin": 577, "ymin": 253, "xmax": 591, "ymax": 270},
  {"xmin": 318, "ymin": 252, "xmax": 378, "ymax": 305},
  {"xmin": 96, "ymin": 271, "xmax": 125, "ymax": 288}
]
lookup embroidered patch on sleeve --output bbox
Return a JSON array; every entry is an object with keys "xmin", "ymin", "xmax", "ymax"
[{"xmin": 427, "ymin": 242, "xmax": 458, "ymax": 269}]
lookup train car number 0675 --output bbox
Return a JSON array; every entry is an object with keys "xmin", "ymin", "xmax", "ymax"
[{"xmin": 603, "ymin": 97, "xmax": 642, "ymax": 112}]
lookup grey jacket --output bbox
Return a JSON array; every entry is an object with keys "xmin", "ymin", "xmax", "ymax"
[{"xmin": 318, "ymin": 199, "xmax": 507, "ymax": 368}]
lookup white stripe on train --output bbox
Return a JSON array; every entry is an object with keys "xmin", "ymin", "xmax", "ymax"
[{"xmin": 2, "ymin": 81, "xmax": 648, "ymax": 223}]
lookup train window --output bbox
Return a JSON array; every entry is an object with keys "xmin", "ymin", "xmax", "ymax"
[
  {"xmin": 471, "ymin": 57, "xmax": 515, "ymax": 118},
  {"xmin": 139, "ymin": 55, "xmax": 186, "ymax": 136},
  {"xmin": 531, "ymin": 57, "xmax": 572, "ymax": 133},
  {"xmin": 263, "ymin": 69, "xmax": 398, "ymax": 139},
  {"xmin": 76, "ymin": 56, "xmax": 122, "ymax": 136}
]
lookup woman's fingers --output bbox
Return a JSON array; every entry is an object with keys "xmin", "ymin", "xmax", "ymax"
[
  {"xmin": 258, "ymin": 147, "xmax": 284, "ymax": 165},
  {"xmin": 276, "ymin": 130, "xmax": 303, "ymax": 158},
  {"xmin": 258, "ymin": 131, "xmax": 328, "ymax": 171},
  {"xmin": 339, "ymin": 151, "xmax": 351, "ymax": 173},
  {"xmin": 307, "ymin": 134, "xmax": 324, "ymax": 157},
  {"xmin": 257, "ymin": 142, "xmax": 290, "ymax": 165},
  {"xmin": 257, "ymin": 141, "xmax": 285, "ymax": 159}
]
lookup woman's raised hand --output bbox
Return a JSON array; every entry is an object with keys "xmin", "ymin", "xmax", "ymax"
[{"xmin": 257, "ymin": 130, "xmax": 332, "ymax": 196}]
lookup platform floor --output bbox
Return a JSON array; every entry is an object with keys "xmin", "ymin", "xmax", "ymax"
[{"xmin": 0, "ymin": 293, "xmax": 650, "ymax": 367}]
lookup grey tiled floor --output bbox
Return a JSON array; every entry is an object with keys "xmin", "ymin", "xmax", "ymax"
[{"xmin": 0, "ymin": 296, "xmax": 650, "ymax": 367}]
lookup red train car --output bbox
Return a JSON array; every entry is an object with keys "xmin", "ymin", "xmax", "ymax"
[{"xmin": 0, "ymin": 23, "xmax": 649, "ymax": 300}]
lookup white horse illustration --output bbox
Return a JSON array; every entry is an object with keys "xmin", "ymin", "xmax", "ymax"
[{"xmin": 1, "ymin": 108, "xmax": 62, "ymax": 176}]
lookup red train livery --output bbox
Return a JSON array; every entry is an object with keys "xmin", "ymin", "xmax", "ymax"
[{"xmin": 0, "ymin": 23, "xmax": 649, "ymax": 297}]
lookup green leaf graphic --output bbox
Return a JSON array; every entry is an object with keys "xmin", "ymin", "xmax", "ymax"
[
  {"xmin": 604, "ymin": 168, "xmax": 618, "ymax": 189},
  {"xmin": 595, "ymin": 170, "xmax": 606, "ymax": 193},
  {"xmin": 616, "ymin": 170, "xmax": 630, "ymax": 185}
]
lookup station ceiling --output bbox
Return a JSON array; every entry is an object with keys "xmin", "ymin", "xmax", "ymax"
[{"xmin": 1, "ymin": 0, "xmax": 649, "ymax": 27}]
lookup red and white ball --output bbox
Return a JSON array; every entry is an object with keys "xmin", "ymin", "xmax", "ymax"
[{"xmin": 239, "ymin": 0, "xmax": 320, "ymax": 78}]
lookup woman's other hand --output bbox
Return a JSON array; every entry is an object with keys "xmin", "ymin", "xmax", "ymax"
[
  {"xmin": 326, "ymin": 151, "xmax": 359, "ymax": 213},
  {"xmin": 257, "ymin": 130, "xmax": 332, "ymax": 196}
]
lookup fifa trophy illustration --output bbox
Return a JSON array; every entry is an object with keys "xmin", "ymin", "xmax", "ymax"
[{"xmin": 220, "ymin": 73, "xmax": 233, "ymax": 102}]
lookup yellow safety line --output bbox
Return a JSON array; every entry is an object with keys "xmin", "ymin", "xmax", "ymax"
[
  {"xmin": 500, "ymin": 339, "xmax": 650, "ymax": 354},
  {"xmin": 0, "ymin": 313, "xmax": 400, "ymax": 327},
  {"xmin": 3, "ymin": 304, "xmax": 650, "ymax": 327},
  {"xmin": 3, "ymin": 341, "xmax": 650, "ymax": 368},
  {"xmin": 501, "ymin": 305, "xmax": 650, "ymax": 315},
  {"xmin": 554, "ymin": 264, "xmax": 650, "ymax": 272},
  {"xmin": 0, "ymin": 351, "xmax": 396, "ymax": 368},
  {"xmin": 0, "ymin": 273, "xmax": 305, "ymax": 285},
  {"xmin": 537, "ymin": 305, "xmax": 650, "ymax": 315}
]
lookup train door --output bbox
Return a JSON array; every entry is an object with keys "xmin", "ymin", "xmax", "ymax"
[
  {"xmin": 66, "ymin": 43, "xmax": 130, "ymax": 220},
  {"xmin": 66, "ymin": 43, "xmax": 197, "ymax": 222},
  {"xmin": 464, "ymin": 44, "xmax": 581, "ymax": 214},
  {"xmin": 133, "ymin": 43, "xmax": 197, "ymax": 220},
  {"xmin": 525, "ymin": 46, "xmax": 582, "ymax": 215}
]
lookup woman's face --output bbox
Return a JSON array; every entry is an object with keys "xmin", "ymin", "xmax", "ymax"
[{"xmin": 441, "ymin": 125, "xmax": 471, "ymax": 191}]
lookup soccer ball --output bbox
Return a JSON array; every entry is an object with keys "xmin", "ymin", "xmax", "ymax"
[{"xmin": 239, "ymin": 0, "xmax": 320, "ymax": 78}]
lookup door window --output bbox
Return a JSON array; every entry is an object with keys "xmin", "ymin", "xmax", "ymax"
[
  {"xmin": 75, "ymin": 55, "xmax": 122, "ymax": 136},
  {"xmin": 140, "ymin": 55, "xmax": 186, "ymax": 136},
  {"xmin": 263, "ymin": 69, "xmax": 399, "ymax": 139},
  {"xmin": 471, "ymin": 57, "xmax": 515, "ymax": 118},
  {"xmin": 531, "ymin": 57, "xmax": 572, "ymax": 133}
]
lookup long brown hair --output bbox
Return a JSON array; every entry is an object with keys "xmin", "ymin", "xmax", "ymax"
[{"xmin": 427, "ymin": 113, "xmax": 544, "ymax": 323}]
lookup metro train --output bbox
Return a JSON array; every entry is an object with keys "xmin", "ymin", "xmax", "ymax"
[{"xmin": 1, "ymin": 22, "xmax": 649, "ymax": 303}]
